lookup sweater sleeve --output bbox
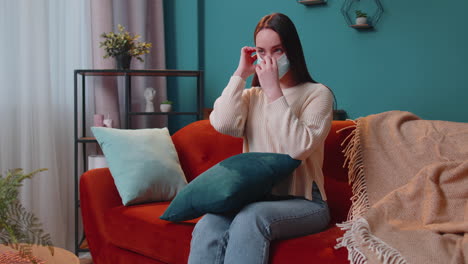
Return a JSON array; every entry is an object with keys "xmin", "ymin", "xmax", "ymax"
[
  {"xmin": 265, "ymin": 86, "xmax": 333, "ymax": 160},
  {"xmin": 209, "ymin": 76, "xmax": 250, "ymax": 138}
]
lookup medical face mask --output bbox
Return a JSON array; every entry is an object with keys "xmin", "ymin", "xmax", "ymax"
[{"xmin": 257, "ymin": 54, "xmax": 290, "ymax": 79}]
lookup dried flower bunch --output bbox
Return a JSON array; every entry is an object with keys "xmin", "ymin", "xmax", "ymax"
[{"xmin": 99, "ymin": 24, "xmax": 152, "ymax": 62}]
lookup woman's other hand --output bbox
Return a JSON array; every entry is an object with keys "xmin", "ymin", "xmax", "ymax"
[
  {"xmin": 256, "ymin": 55, "xmax": 283, "ymax": 102},
  {"xmin": 234, "ymin": 46, "xmax": 257, "ymax": 80}
]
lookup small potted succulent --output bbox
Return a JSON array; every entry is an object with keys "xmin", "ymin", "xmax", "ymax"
[
  {"xmin": 160, "ymin": 100, "xmax": 173, "ymax": 112},
  {"xmin": 355, "ymin": 10, "xmax": 368, "ymax": 25},
  {"xmin": 99, "ymin": 24, "xmax": 152, "ymax": 69}
]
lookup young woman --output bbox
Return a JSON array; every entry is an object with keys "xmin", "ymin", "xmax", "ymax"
[{"xmin": 189, "ymin": 13, "xmax": 334, "ymax": 264}]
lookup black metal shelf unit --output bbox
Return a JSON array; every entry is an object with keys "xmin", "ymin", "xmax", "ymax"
[{"xmin": 73, "ymin": 69, "xmax": 204, "ymax": 254}]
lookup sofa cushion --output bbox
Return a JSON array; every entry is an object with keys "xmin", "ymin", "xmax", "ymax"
[
  {"xmin": 104, "ymin": 203, "xmax": 349, "ymax": 264},
  {"xmin": 270, "ymin": 226, "xmax": 349, "ymax": 264},
  {"xmin": 92, "ymin": 127, "xmax": 187, "ymax": 206},
  {"xmin": 160, "ymin": 153, "xmax": 301, "ymax": 222},
  {"xmin": 104, "ymin": 202, "xmax": 197, "ymax": 264}
]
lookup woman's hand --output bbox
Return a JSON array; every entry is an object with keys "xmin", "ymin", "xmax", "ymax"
[
  {"xmin": 256, "ymin": 55, "xmax": 283, "ymax": 102},
  {"xmin": 233, "ymin": 46, "xmax": 257, "ymax": 80}
]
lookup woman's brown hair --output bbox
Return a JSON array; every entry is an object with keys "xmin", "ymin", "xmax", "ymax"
[{"xmin": 251, "ymin": 13, "xmax": 317, "ymax": 87}]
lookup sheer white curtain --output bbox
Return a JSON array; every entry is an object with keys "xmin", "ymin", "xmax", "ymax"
[{"xmin": 0, "ymin": 0, "xmax": 91, "ymax": 251}]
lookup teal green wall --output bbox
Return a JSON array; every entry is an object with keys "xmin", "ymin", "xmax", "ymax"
[
  {"xmin": 164, "ymin": 0, "xmax": 200, "ymax": 132},
  {"xmin": 165, "ymin": 0, "xmax": 468, "ymax": 122}
]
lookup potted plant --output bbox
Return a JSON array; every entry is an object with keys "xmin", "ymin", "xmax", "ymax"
[
  {"xmin": 160, "ymin": 100, "xmax": 173, "ymax": 112},
  {"xmin": 99, "ymin": 24, "xmax": 152, "ymax": 69},
  {"xmin": 0, "ymin": 168, "xmax": 53, "ymax": 263},
  {"xmin": 355, "ymin": 10, "xmax": 368, "ymax": 25}
]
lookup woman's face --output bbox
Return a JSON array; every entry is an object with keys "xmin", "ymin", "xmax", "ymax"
[{"xmin": 255, "ymin": 29, "xmax": 285, "ymax": 61}]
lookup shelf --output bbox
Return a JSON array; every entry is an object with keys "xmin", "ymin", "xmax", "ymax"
[
  {"xmin": 298, "ymin": 0, "xmax": 326, "ymax": 5},
  {"xmin": 74, "ymin": 69, "xmax": 203, "ymax": 255},
  {"xmin": 341, "ymin": 0, "xmax": 383, "ymax": 30},
  {"xmin": 75, "ymin": 69, "xmax": 201, "ymax": 77},
  {"xmin": 350, "ymin": 24, "xmax": 373, "ymax": 29},
  {"xmin": 128, "ymin": 111, "xmax": 199, "ymax": 116},
  {"xmin": 77, "ymin": 137, "xmax": 97, "ymax": 143}
]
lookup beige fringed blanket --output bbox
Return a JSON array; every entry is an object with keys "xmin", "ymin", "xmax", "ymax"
[{"xmin": 335, "ymin": 111, "xmax": 468, "ymax": 264}]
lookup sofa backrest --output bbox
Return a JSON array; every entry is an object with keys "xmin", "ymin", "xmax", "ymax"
[
  {"xmin": 323, "ymin": 120, "xmax": 355, "ymax": 223},
  {"xmin": 171, "ymin": 120, "xmax": 355, "ymax": 223},
  {"xmin": 172, "ymin": 120, "xmax": 243, "ymax": 183}
]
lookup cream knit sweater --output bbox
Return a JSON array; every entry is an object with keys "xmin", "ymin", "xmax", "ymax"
[{"xmin": 210, "ymin": 76, "xmax": 333, "ymax": 201}]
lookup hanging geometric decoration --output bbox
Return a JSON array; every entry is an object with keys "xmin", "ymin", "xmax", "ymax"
[{"xmin": 341, "ymin": 0, "xmax": 383, "ymax": 30}]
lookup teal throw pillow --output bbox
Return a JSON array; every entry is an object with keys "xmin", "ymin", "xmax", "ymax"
[
  {"xmin": 91, "ymin": 127, "xmax": 187, "ymax": 206},
  {"xmin": 160, "ymin": 152, "xmax": 301, "ymax": 221}
]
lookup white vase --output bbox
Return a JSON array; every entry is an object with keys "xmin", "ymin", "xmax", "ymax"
[
  {"xmin": 160, "ymin": 104, "xmax": 172, "ymax": 112},
  {"xmin": 356, "ymin": 17, "xmax": 367, "ymax": 25}
]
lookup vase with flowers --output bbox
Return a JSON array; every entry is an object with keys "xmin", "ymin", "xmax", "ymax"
[{"xmin": 99, "ymin": 24, "xmax": 152, "ymax": 70}]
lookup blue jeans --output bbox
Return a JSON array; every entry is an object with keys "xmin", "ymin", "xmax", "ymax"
[{"xmin": 188, "ymin": 184, "xmax": 330, "ymax": 264}]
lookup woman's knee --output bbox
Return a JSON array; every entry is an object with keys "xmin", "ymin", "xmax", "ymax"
[
  {"xmin": 190, "ymin": 214, "xmax": 232, "ymax": 264},
  {"xmin": 229, "ymin": 200, "xmax": 331, "ymax": 241},
  {"xmin": 229, "ymin": 204, "xmax": 273, "ymax": 239},
  {"xmin": 193, "ymin": 213, "xmax": 232, "ymax": 237}
]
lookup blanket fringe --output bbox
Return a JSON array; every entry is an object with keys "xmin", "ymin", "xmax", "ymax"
[
  {"xmin": 335, "ymin": 220, "xmax": 367, "ymax": 264},
  {"xmin": 335, "ymin": 218, "xmax": 407, "ymax": 264},
  {"xmin": 336, "ymin": 119, "xmax": 407, "ymax": 264},
  {"xmin": 339, "ymin": 120, "xmax": 370, "ymax": 220}
]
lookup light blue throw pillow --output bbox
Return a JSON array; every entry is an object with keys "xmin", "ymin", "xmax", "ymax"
[{"xmin": 91, "ymin": 127, "xmax": 187, "ymax": 206}]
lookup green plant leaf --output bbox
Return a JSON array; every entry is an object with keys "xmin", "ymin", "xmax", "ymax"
[
  {"xmin": 99, "ymin": 24, "xmax": 152, "ymax": 62},
  {"xmin": 0, "ymin": 168, "xmax": 53, "ymax": 259}
]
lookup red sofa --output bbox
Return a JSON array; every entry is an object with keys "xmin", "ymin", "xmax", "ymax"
[{"xmin": 80, "ymin": 120, "xmax": 354, "ymax": 264}]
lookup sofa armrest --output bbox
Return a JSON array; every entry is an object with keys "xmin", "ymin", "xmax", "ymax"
[{"xmin": 80, "ymin": 168, "xmax": 123, "ymax": 260}]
